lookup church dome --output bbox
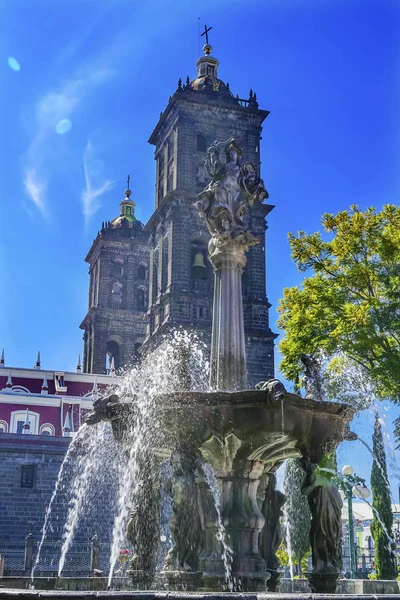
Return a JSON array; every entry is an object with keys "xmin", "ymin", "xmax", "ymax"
[{"xmin": 107, "ymin": 184, "xmax": 143, "ymax": 231}]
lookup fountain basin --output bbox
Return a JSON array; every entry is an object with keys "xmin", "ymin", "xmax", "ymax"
[
  {"xmin": 155, "ymin": 389, "xmax": 355, "ymax": 465},
  {"xmin": 89, "ymin": 386, "xmax": 354, "ymax": 593}
]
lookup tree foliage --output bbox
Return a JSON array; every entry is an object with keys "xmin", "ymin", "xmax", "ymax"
[
  {"xmin": 370, "ymin": 409, "xmax": 396, "ymax": 580},
  {"xmin": 283, "ymin": 458, "xmax": 311, "ymax": 577},
  {"xmin": 277, "ymin": 205, "xmax": 400, "ymax": 435}
]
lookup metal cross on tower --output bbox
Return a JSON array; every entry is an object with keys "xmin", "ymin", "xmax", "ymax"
[
  {"xmin": 201, "ymin": 24, "xmax": 212, "ymax": 45},
  {"xmin": 127, "ymin": 174, "xmax": 130, "ymax": 190}
]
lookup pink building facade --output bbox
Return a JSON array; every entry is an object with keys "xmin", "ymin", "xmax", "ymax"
[{"xmin": 0, "ymin": 357, "xmax": 113, "ymax": 437}]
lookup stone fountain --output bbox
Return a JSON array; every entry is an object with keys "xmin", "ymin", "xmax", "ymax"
[{"xmin": 87, "ymin": 138, "xmax": 355, "ymax": 594}]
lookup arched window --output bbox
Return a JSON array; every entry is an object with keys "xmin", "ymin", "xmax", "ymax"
[
  {"xmin": 191, "ymin": 246, "xmax": 207, "ymax": 281},
  {"xmin": 137, "ymin": 265, "xmax": 146, "ymax": 280},
  {"xmin": 0, "ymin": 420, "xmax": 8, "ymax": 433},
  {"xmin": 136, "ymin": 288, "xmax": 146, "ymax": 312},
  {"xmin": 197, "ymin": 134, "xmax": 207, "ymax": 153},
  {"xmin": 106, "ymin": 341, "xmax": 120, "ymax": 372},
  {"xmin": 111, "ymin": 281, "xmax": 123, "ymax": 307},
  {"xmin": 40, "ymin": 423, "xmax": 55, "ymax": 436},
  {"xmin": 111, "ymin": 261, "xmax": 123, "ymax": 279}
]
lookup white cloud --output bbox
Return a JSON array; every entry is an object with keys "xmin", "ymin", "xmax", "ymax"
[
  {"xmin": 24, "ymin": 169, "xmax": 48, "ymax": 218},
  {"xmin": 36, "ymin": 69, "xmax": 112, "ymax": 130},
  {"xmin": 81, "ymin": 141, "xmax": 115, "ymax": 224},
  {"xmin": 23, "ymin": 68, "xmax": 114, "ymax": 217}
]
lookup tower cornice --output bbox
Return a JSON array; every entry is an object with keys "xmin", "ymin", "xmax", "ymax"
[{"xmin": 149, "ymin": 92, "xmax": 269, "ymax": 146}]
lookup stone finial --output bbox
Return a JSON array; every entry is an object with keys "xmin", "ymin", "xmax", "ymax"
[
  {"xmin": 76, "ymin": 355, "xmax": 81, "ymax": 372},
  {"xmin": 34, "ymin": 351, "xmax": 41, "ymax": 370},
  {"xmin": 41, "ymin": 373, "xmax": 48, "ymax": 394},
  {"xmin": 186, "ymin": 75, "xmax": 190, "ymax": 86},
  {"xmin": 22, "ymin": 408, "xmax": 31, "ymax": 435},
  {"xmin": 0, "ymin": 348, "xmax": 4, "ymax": 367},
  {"xmin": 6, "ymin": 370, "xmax": 12, "ymax": 388},
  {"xmin": 177, "ymin": 77, "xmax": 182, "ymax": 89},
  {"xmin": 109, "ymin": 356, "xmax": 116, "ymax": 376},
  {"xmin": 63, "ymin": 405, "xmax": 73, "ymax": 436}
]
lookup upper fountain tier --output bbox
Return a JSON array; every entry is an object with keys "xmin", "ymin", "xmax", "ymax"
[{"xmin": 87, "ymin": 383, "xmax": 355, "ymax": 469}]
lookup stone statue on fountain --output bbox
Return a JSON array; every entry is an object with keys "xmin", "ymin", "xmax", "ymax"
[
  {"xmin": 164, "ymin": 447, "xmax": 205, "ymax": 573},
  {"xmin": 196, "ymin": 138, "xmax": 268, "ymax": 391},
  {"xmin": 196, "ymin": 137, "xmax": 268, "ymax": 258}
]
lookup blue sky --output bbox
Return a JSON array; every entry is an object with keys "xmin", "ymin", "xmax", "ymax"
[{"xmin": 1, "ymin": 0, "xmax": 400, "ymax": 491}]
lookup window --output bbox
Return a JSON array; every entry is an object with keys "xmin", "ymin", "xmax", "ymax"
[
  {"xmin": 197, "ymin": 134, "xmax": 207, "ymax": 153},
  {"xmin": 0, "ymin": 420, "xmax": 8, "ymax": 433},
  {"xmin": 21, "ymin": 465, "xmax": 35, "ymax": 488},
  {"xmin": 137, "ymin": 265, "xmax": 146, "ymax": 280},
  {"xmin": 10, "ymin": 410, "xmax": 39, "ymax": 435},
  {"xmin": 111, "ymin": 262, "xmax": 123, "ymax": 279},
  {"xmin": 111, "ymin": 282, "xmax": 123, "ymax": 307},
  {"xmin": 191, "ymin": 247, "xmax": 208, "ymax": 281},
  {"xmin": 40, "ymin": 423, "xmax": 55, "ymax": 436},
  {"xmin": 152, "ymin": 263, "xmax": 159, "ymax": 303},
  {"xmin": 242, "ymin": 271, "xmax": 249, "ymax": 297},
  {"xmin": 192, "ymin": 305, "xmax": 209, "ymax": 320},
  {"xmin": 136, "ymin": 288, "xmax": 146, "ymax": 312},
  {"xmin": 106, "ymin": 341, "xmax": 120, "ymax": 372}
]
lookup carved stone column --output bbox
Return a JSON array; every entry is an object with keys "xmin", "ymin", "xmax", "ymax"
[
  {"xmin": 199, "ymin": 434, "xmax": 269, "ymax": 591},
  {"xmin": 209, "ymin": 237, "xmax": 251, "ymax": 391}
]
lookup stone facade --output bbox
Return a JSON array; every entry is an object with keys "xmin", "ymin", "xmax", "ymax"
[
  {"xmin": 81, "ymin": 46, "xmax": 276, "ymax": 385},
  {"xmin": 80, "ymin": 193, "xmax": 149, "ymax": 375},
  {"xmin": 0, "ymin": 435, "xmax": 70, "ymax": 543}
]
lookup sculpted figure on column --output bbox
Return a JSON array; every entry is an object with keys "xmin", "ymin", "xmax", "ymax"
[{"xmin": 196, "ymin": 138, "xmax": 268, "ymax": 248}]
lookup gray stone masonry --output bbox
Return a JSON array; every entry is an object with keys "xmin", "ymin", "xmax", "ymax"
[
  {"xmin": 0, "ymin": 435, "xmax": 115, "ymax": 546},
  {"xmin": 142, "ymin": 74, "xmax": 276, "ymax": 385}
]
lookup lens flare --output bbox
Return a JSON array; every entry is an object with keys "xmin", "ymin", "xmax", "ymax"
[
  {"xmin": 8, "ymin": 57, "xmax": 20, "ymax": 71},
  {"xmin": 55, "ymin": 119, "xmax": 72, "ymax": 134}
]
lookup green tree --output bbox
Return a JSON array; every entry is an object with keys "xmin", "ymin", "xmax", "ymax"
[
  {"xmin": 277, "ymin": 205, "xmax": 400, "ymax": 434},
  {"xmin": 370, "ymin": 409, "xmax": 396, "ymax": 580},
  {"xmin": 283, "ymin": 458, "xmax": 311, "ymax": 577}
]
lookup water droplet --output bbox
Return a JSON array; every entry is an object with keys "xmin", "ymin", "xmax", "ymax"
[
  {"xmin": 8, "ymin": 57, "xmax": 20, "ymax": 71},
  {"xmin": 55, "ymin": 119, "xmax": 72, "ymax": 135}
]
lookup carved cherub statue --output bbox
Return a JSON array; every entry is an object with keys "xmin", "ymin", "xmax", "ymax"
[{"xmin": 196, "ymin": 138, "xmax": 268, "ymax": 239}]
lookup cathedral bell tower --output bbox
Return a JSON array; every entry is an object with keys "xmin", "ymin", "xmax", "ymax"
[
  {"xmin": 142, "ymin": 36, "xmax": 277, "ymax": 386},
  {"xmin": 80, "ymin": 182, "xmax": 149, "ymax": 374}
]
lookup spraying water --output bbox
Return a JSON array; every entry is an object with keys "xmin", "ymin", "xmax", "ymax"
[
  {"xmin": 201, "ymin": 463, "xmax": 234, "ymax": 591},
  {"xmin": 32, "ymin": 425, "xmax": 88, "ymax": 579},
  {"xmin": 105, "ymin": 330, "xmax": 209, "ymax": 587},
  {"xmin": 282, "ymin": 499, "xmax": 294, "ymax": 582},
  {"xmin": 58, "ymin": 423, "xmax": 123, "ymax": 577}
]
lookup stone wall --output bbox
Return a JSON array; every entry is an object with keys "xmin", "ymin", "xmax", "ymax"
[{"xmin": 0, "ymin": 435, "xmax": 115, "ymax": 557}]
